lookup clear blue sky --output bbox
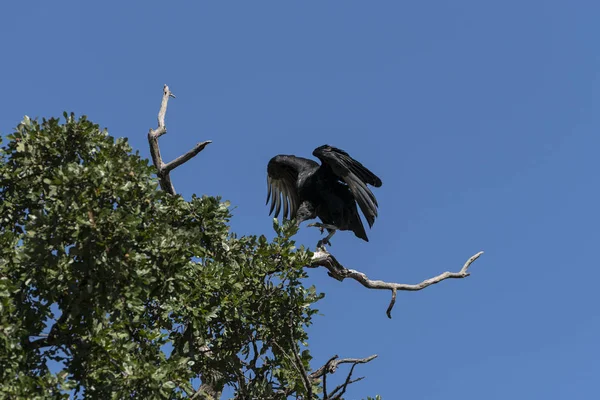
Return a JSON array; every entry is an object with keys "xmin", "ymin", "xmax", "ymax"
[{"xmin": 2, "ymin": 1, "xmax": 599, "ymax": 398}]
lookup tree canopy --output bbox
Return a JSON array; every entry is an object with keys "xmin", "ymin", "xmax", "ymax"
[{"xmin": 0, "ymin": 114, "xmax": 348, "ymax": 399}]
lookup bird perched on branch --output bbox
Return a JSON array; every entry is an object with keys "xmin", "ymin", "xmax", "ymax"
[{"xmin": 266, "ymin": 145, "xmax": 382, "ymax": 247}]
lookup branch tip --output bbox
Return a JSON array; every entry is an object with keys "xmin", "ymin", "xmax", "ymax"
[{"xmin": 386, "ymin": 288, "xmax": 397, "ymax": 319}]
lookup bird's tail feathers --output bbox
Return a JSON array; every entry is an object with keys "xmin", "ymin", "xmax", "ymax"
[{"xmin": 349, "ymin": 207, "xmax": 369, "ymax": 242}]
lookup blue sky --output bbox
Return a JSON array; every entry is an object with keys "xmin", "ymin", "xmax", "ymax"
[{"xmin": 2, "ymin": 1, "xmax": 599, "ymax": 398}]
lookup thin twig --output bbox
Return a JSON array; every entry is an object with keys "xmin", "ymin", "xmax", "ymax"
[
  {"xmin": 329, "ymin": 375, "xmax": 365, "ymax": 399},
  {"xmin": 309, "ymin": 250, "xmax": 484, "ymax": 318}
]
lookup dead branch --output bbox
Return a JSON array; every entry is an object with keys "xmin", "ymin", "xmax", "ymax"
[
  {"xmin": 309, "ymin": 354, "xmax": 377, "ymax": 399},
  {"xmin": 147, "ymin": 84, "xmax": 211, "ymax": 195},
  {"xmin": 309, "ymin": 355, "xmax": 378, "ymax": 380},
  {"xmin": 309, "ymin": 249, "xmax": 484, "ymax": 318}
]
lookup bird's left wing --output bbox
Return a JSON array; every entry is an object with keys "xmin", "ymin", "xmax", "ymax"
[
  {"xmin": 266, "ymin": 155, "xmax": 318, "ymax": 220},
  {"xmin": 313, "ymin": 145, "xmax": 382, "ymax": 228}
]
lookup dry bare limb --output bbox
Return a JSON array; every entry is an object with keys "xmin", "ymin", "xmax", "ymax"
[
  {"xmin": 309, "ymin": 354, "xmax": 378, "ymax": 400},
  {"xmin": 147, "ymin": 84, "xmax": 211, "ymax": 195},
  {"xmin": 309, "ymin": 249, "xmax": 484, "ymax": 318},
  {"xmin": 272, "ymin": 332, "xmax": 376, "ymax": 399}
]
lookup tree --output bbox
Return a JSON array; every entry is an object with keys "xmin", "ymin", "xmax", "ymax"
[{"xmin": 0, "ymin": 86, "xmax": 482, "ymax": 399}]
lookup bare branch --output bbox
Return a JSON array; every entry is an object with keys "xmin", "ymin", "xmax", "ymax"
[
  {"xmin": 329, "ymin": 367, "xmax": 363, "ymax": 400},
  {"xmin": 309, "ymin": 355, "xmax": 377, "ymax": 381},
  {"xmin": 310, "ymin": 249, "xmax": 484, "ymax": 318},
  {"xmin": 147, "ymin": 84, "xmax": 211, "ymax": 195},
  {"xmin": 164, "ymin": 140, "xmax": 212, "ymax": 173},
  {"xmin": 157, "ymin": 88, "xmax": 176, "ymax": 134},
  {"xmin": 318, "ymin": 355, "xmax": 338, "ymax": 397},
  {"xmin": 309, "ymin": 354, "xmax": 377, "ymax": 399}
]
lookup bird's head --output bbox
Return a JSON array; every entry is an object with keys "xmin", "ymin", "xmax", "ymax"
[
  {"xmin": 313, "ymin": 144, "xmax": 350, "ymax": 158},
  {"xmin": 313, "ymin": 145, "xmax": 337, "ymax": 158},
  {"xmin": 315, "ymin": 144, "xmax": 332, "ymax": 152}
]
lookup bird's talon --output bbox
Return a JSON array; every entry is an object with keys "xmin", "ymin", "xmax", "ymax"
[{"xmin": 316, "ymin": 238, "xmax": 332, "ymax": 249}]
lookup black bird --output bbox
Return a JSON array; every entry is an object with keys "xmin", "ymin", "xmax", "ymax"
[{"xmin": 266, "ymin": 145, "xmax": 382, "ymax": 247}]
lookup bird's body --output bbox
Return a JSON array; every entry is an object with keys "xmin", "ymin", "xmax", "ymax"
[{"xmin": 266, "ymin": 145, "xmax": 382, "ymax": 245}]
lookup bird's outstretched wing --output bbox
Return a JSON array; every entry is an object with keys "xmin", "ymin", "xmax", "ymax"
[
  {"xmin": 266, "ymin": 155, "xmax": 318, "ymax": 220},
  {"xmin": 313, "ymin": 145, "xmax": 382, "ymax": 227}
]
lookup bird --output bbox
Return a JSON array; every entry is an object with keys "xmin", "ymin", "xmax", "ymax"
[{"xmin": 266, "ymin": 144, "xmax": 382, "ymax": 247}]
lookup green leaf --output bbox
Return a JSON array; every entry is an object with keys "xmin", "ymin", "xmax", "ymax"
[{"xmin": 162, "ymin": 381, "xmax": 176, "ymax": 390}]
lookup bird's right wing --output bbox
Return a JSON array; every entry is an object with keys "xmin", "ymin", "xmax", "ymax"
[
  {"xmin": 266, "ymin": 155, "xmax": 317, "ymax": 220},
  {"xmin": 313, "ymin": 145, "xmax": 382, "ymax": 228}
]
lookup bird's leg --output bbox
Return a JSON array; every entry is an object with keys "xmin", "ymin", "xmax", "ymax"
[
  {"xmin": 316, "ymin": 228, "xmax": 337, "ymax": 249},
  {"xmin": 307, "ymin": 223, "xmax": 339, "ymax": 248}
]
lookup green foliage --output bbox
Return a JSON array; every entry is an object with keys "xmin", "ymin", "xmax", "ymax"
[{"xmin": 0, "ymin": 114, "xmax": 326, "ymax": 398}]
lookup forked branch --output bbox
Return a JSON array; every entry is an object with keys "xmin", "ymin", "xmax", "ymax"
[
  {"xmin": 309, "ymin": 249, "xmax": 484, "ymax": 318},
  {"xmin": 147, "ymin": 84, "xmax": 211, "ymax": 195},
  {"xmin": 310, "ymin": 354, "xmax": 378, "ymax": 400}
]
